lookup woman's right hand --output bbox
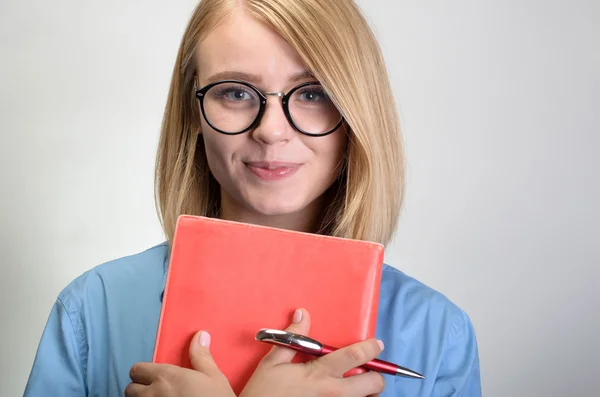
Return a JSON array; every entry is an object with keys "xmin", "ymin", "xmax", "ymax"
[{"xmin": 240, "ymin": 308, "xmax": 386, "ymax": 397}]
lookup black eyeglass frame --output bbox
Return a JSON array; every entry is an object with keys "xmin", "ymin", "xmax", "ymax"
[{"xmin": 195, "ymin": 80, "xmax": 344, "ymax": 137}]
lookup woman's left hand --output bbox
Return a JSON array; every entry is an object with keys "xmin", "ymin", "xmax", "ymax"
[{"xmin": 125, "ymin": 331, "xmax": 236, "ymax": 397}]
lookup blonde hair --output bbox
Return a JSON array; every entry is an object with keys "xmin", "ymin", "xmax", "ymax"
[{"xmin": 155, "ymin": 0, "xmax": 404, "ymax": 245}]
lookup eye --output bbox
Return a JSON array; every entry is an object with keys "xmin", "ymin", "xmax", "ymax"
[
  {"xmin": 212, "ymin": 84, "xmax": 256, "ymax": 102},
  {"xmin": 227, "ymin": 89, "xmax": 251, "ymax": 100},
  {"xmin": 295, "ymin": 86, "xmax": 328, "ymax": 102}
]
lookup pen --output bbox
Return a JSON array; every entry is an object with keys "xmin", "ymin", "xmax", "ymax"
[{"xmin": 255, "ymin": 329, "xmax": 425, "ymax": 379}]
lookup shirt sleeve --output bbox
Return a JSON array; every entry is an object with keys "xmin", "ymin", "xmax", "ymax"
[
  {"xmin": 432, "ymin": 310, "xmax": 482, "ymax": 397},
  {"xmin": 24, "ymin": 297, "xmax": 87, "ymax": 396}
]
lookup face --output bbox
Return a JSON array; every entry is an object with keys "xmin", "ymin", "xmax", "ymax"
[{"xmin": 195, "ymin": 9, "xmax": 347, "ymax": 228}]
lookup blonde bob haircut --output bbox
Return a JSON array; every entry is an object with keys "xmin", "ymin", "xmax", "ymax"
[{"xmin": 155, "ymin": 0, "xmax": 404, "ymax": 245}]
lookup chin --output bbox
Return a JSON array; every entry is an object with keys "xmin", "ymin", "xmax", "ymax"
[{"xmin": 247, "ymin": 196, "xmax": 306, "ymax": 217}]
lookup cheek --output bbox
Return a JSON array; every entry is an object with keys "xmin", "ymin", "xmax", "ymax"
[
  {"xmin": 332, "ymin": 133, "xmax": 348, "ymax": 162},
  {"xmin": 309, "ymin": 130, "xmax": 348, "ymax": 171},
  {"xmin": 200, "ymin": 122, "xmax": 242, "ymax": 172}
]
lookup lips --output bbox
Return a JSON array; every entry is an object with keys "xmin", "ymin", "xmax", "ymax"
[{"xmin": 244, "ymin": 161, "xmax": 302, "ymax": 181}]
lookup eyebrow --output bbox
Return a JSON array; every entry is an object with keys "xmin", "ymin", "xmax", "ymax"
[{"xmin": 203, "ymin": 70, "xmax": 315, "ymax": 85}]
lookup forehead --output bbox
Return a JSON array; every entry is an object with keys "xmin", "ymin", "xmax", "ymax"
[{"xmin": 195, "ymin": 9, "xmax": 308, "ymax": 86}]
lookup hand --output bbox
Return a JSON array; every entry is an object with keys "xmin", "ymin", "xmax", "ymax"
[
  {"xmin": 240, "ymin": 308, "xmax": 386, "ymax": 397},
  {"xmin": 124, "ymin": 331, "xmax": 236, "ymax": 397}
]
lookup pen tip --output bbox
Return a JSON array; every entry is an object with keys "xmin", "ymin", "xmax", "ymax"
[{"xmin": 396, "ymin": 367, "xmax": 425, "ymax": 379}]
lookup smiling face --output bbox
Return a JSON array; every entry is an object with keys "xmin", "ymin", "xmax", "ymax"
[{"xmin": 195, "ymin": 9, "xmax": 347, "ymax": 231}]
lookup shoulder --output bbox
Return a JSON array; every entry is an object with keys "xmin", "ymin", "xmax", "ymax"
[
  {"xmin": 378, "ymin": 263, "xmax": 475, "ymax": 347},
  {"xmin": 381, "ymin": 264, "xmax": 467, "ymax": 316},
  {"xmin": 25, "ymin": 243, "xmax": 171, "ymax": 396},
  {"xmin": 377, "ymin": 264, "xmax": 481, "ymax": 395},
  {"xmin": 57, "ymin": 242, "xmax": 169, "ymax": 313}
]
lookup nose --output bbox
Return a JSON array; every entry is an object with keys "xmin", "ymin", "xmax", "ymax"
[{"xmin": 250, "ymin": 95, "xmax": 295, "ymax": 145}]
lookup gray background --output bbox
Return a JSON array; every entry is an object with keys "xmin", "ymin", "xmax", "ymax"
[{"xmin": 1, "ymin": 0, "xmax": 598, "ymax": 396}]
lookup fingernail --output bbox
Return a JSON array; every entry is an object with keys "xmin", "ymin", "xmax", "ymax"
[
  {"xmin": 377, "ymin": 339, "xmax": 384, "ymax": 351},
  {"xmin": 199, "ymin": 331, "xmax": 211, "ymax": 348},
  {"xmin": 293, "ymin": 309, "xmax": 303, "ymax": 324}
]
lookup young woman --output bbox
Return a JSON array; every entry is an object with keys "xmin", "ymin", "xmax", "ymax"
[{"xmin": 24, "ymin": 1, "xmax": 481, "ymax": 396}]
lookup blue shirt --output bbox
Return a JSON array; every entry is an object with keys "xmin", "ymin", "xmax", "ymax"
[{"xmin": 24, "ymin": 242, "xmax": 481, "ymax": 396}]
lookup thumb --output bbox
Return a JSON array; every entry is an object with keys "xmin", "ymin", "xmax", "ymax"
[
  {"xmin": 260, "ymin": 308, "xmax": 311, "ymax": 366},
  {"xmin": 189, "ymin": 331, "xmax": 221, "ymax": 375}
]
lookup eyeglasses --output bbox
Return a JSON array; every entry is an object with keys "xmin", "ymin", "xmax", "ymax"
[{"xmin": 195, "ymin": 80, "xmax": 343, "ymax": 137}]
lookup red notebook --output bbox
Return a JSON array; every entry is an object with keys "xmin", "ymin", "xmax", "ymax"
[{"xmin": 153, "ymin": 215, "xmax": 384, "ymax": 394}]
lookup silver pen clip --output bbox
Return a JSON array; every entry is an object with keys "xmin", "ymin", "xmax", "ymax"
[{"xmin": 255, "ymin": 328, "xmax": 322, "ymax": 352}]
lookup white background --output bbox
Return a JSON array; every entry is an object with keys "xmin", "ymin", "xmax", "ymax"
[{"xmin": 1, "ymin": 0, "xmax": 598, "ymax": 396}]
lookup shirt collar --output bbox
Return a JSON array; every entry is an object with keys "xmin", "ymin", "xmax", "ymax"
[{"xmin": 159, "ymin": 241, "xmax": 170, "ymax": 302}]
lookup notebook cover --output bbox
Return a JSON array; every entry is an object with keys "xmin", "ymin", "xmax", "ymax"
[{"xmin": 153, "ymin": 215, "xmax": 384, "ymax": 394}]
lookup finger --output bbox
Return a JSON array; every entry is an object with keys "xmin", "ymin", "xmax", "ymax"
[
  {"xmin": 189, "ymin": 330, "xmax": 222, "ymax": 376},
  {"xmin": 260, "ymin": 308, "xmax": 311, "ymax": 366},
  {"xmin": 124, "ymin": 381, "xmax": 148, "ymax": 397},
  {"xmin": 129, "ymin": 362, "xmax": 162, "ymax": 385},
  {"xmin": 317, "ymin": 339, "xmax": 383, "ymax": 377},
  {"xmin": 341, "ymin": 371, "xmax": 385, "ymax": 397}
]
